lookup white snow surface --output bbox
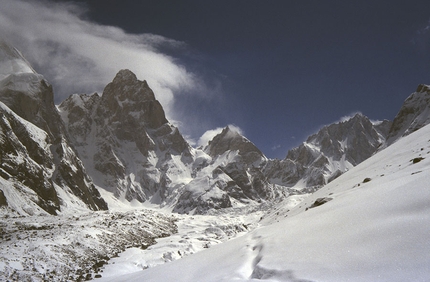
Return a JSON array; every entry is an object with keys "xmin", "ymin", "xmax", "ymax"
[
  {"xmin": 99, "ymin": 211, "xmax": 261, "ymax": 281},
  {"xmin": 104, "ymin": 123, "xmax": 430, "ymax": 282}
]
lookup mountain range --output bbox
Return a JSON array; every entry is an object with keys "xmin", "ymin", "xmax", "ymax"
[{"xmin": 0, "ymin": 41, "xmax": 429, "ymax": 217}]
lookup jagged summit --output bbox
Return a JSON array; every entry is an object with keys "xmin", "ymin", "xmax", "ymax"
[
  {"xmin": 99, "ymin": 69, "xmax": 168, "ymax": 129},
  {"xmin": 59, "ymin": 69, "xmax": 192, "ymax": 203},
  {"xmin": 416, "ymin": 83, "xmax": 430, "ymax": 93},
  {"xmin": 303, "ymin": 113, "xmax": 390, "ymax": 164},
  {"xmin": 104, "ymin": 69, "xmax": 156, "ymax": 102},
  {"xmin": 205, "ymin": 126, "xmax": 265, "ymax": 162}
]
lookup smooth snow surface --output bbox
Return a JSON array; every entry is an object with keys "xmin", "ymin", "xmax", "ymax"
[{"xmin": 106, "ymin": 124, "xmax": 430, "ymax": 282}]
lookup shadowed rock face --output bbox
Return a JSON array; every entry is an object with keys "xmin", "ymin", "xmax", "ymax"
[
  {"xmin": 0, "ymin": 73, "xmax": 107, "ymax": 214},
  {"xmin": 205, "ymin": 126, "xmax": 265, "ymax": 164},
  {"xmin": 99, "ymin": 69, "xmax": 168, "ymax": 131},
  {"xmin": 0, "ymin": 104, "xmax": 59, "ymax": 214},
  {"xmin": 386, "ymin": 84, "xmax": 430, "ymax": 146}
]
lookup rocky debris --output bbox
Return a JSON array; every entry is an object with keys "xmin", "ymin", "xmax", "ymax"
[{"xmin": 0, "ymin": 209, "xmax": 177, "ymax": 281}]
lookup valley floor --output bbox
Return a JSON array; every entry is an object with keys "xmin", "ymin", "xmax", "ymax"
[{"xmin": 0, "ymin": 202, "xmax": 268, "ymax": 281}]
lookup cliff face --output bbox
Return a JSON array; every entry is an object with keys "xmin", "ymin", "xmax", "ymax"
[{"xmin": 0, "ymin": 42, "xmax": 107, "ymax": 215}]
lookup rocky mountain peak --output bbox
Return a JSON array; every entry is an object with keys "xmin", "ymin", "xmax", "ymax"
[
  {"xmin": 59, "ymin": 69, "xmax": 193, "ymax": 204},
  {"xmin": 103, "ymin": 69, "xmax": 155, "ymax": 102},
  {"xmin": 99, "ymin": 69, "xmax": 167, "ymax": 129},
  {"xmin": 265, "ymin": 112, "xmax": 391, "ymax": 188},
  {"xmin": 416, "ymin": 84, "xmax": 430, "ymax": 94},
  {"xmin": 205, "ymin": 126, "xmax": 264, "ymax": 161},
  {"xmin": 386, "ymin": 83, "xmax": 430, "ymax": 146}
]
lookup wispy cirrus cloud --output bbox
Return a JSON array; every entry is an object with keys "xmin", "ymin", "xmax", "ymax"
[
  {"xmin": 0, "ymin": 0, "xmax": 196, "ymax": 118},
  {"xmin": 412, "ymin": 18, "xmax": 430, "ymax": 54}
]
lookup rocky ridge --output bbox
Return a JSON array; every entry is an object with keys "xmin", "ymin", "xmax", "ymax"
[{"xmin": 264, "ymin": 114, "xmax": 392, "ymax": 189}]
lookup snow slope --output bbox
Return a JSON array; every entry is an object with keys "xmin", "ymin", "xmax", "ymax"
[{"xmin": 107, "ymin": 123, "xmax": 430, "ymax": 282}]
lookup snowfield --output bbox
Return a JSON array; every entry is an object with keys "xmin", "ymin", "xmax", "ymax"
[{"xmin": 99, "ymin": 124, "xmax": 430, "ymax": 281}]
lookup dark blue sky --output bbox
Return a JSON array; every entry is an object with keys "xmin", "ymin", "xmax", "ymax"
[{"xmin": 63, "ymin": 0, "xmax": 430, "ymax": 158}]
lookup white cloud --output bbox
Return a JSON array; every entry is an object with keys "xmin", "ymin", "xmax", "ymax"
[
  {"xmin": 271, "ymin": 144, "xmax": 281, "ymax": 151},
  {"xmin": 0, "ymin": 0, "xmax": 196, "ymax": 119},
  {"xmin": 412, "ymin": 19, "xmax": 430, "ymax": 54},
  {"xmin": 337, "ymin": 111, "xmax": 363, "ymax": 123},
  {"xmin": 197, "ymin": 124, "xmax": 244, "ymax": 147}
]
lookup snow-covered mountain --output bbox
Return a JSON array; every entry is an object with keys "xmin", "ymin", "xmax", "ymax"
[
  {"xmin": 173, "ymin": 126, "xmax": 285, "ymax": 214},
  {"xmin": 264, "ymin": 113, "xmax": 391, "ymax": 189},
  {"xmin": 0, "ymin": 42, "xmax": 107, "ymax": 216},
  {"xmin": 58, "ymin": 69, "xmax": 195, "ymax": 205},
  {"xmin": 1, "ymin": 42, "xmax": 429, "ymax": 219},
  {"xmin": 58, "ymin": 69, "xmax": 397, "ymax": 215},
  {"xmin": 59, "ymin": 76, "xmax": 285, "ymax": 214}
]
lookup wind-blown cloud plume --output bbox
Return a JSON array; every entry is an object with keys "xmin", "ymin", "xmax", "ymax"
[
  {"xmin": 0, "ymin": 0, "xmax": 196, "ymax": 117},
  {"xmin": 197, "ymin": 124, "xmax": 244, "ymax": 147}
]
